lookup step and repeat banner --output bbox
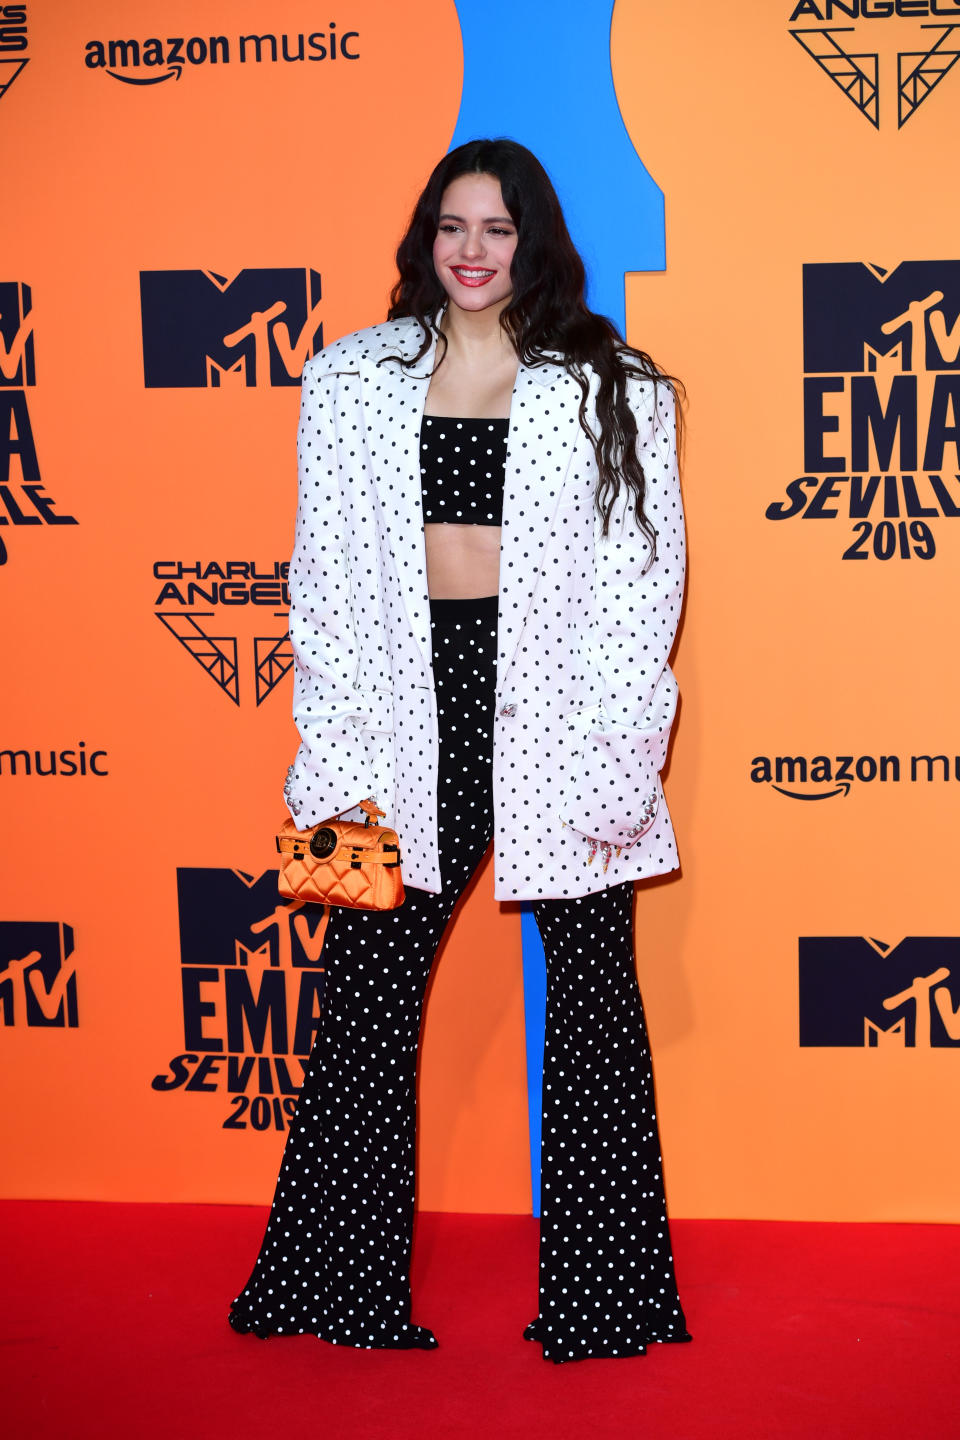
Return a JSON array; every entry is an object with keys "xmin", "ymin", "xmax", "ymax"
[{"xmin": 2, "ymin": 0, "xmax": 958, "ymax": 1221}]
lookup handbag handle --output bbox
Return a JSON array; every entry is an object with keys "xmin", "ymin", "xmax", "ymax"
[{"xmin": 359, "ymin": 797, "xmax": 386, "ymax": 826}]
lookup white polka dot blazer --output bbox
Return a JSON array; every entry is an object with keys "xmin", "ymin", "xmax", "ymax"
[{"xmin": 285, "ymin": 319, "xmax": 685, "ymax": 901}]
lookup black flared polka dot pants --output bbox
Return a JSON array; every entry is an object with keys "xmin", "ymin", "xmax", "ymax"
[{"xmin": 229, "ymin": 595, "xmax": 690, "ymax": 1363}]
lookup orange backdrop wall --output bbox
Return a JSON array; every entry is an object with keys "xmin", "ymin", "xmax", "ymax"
[{"xmin": 3, "ymin": 0, "xmax": 959, "ymax": 1222}]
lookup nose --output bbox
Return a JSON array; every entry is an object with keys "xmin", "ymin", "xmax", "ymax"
[{"xmin": 460, "ymin": 226, "xmax": 485, "ymax": 260}]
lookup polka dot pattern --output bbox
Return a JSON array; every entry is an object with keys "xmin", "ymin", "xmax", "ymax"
[
  {"xmin": 420, "ymin": 416, "xmax": 509, "ymax": 524},
  {"xmin": 229, "ymin": 600, "xmax": 689, "ymax": 1363},
  {"xmin": 283, "ymin": 319, "xmax": 686, "ymax": 903},
  {"xmin": 528, "ymin": 881, "xmax": 690, "ymax": 1361}
]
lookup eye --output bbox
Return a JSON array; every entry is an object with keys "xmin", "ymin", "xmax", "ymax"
[
  {"xmin": 489, "ymin": 227, "xmax": 514, "ymax": 237},
  {"xmin": 438, "ymin": 223, "xmax": 461, "ymax": 234}
]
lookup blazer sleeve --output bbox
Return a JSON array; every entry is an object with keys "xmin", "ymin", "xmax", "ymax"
[
  {"xmin": 558, "ymin": 378, "xmax": 686, "ymax": 849},
  {"xmin": 284, "ymin": 362, "xmax": 375, "ymax": 828}
]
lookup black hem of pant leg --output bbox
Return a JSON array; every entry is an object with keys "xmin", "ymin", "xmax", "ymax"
[
  {"xmin": 523, "ymin": 1319, "xmax": 692, "ymax": 1363},
  {"xmin": 229, "ymin": 1305, "xmax": 438, "ymax": 1349},
  {"xmin": 543, "ymin": 1334, "xmax": 692, "ymax": 1364},
  {"xmin": 317, "ymin": 1325, "xmax": 439, "ymax": 1351},
  {"xmin": 228, "ymin": 1307, "xmax": 271, "ymax": 1339}
]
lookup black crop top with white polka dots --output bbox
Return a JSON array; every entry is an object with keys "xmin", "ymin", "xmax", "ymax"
[{"xmin": 420, "ymin": 416, "xmax": 509, "ymax": 525}]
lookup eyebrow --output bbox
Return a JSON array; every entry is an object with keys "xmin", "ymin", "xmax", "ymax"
[{"xmin": 438, "ymin": 212, "xmax": 515, "ymax": 225}]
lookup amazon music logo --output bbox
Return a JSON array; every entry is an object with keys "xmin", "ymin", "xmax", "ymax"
[
  {"xmin": 0, "ymin": 4, "xmax": 28, "ymax": 103},
  {"xmin": 153, "ymin": 559, "xmax": 291, "ymax": 706},
  {"xmin": 85, "ymin": 24, "xmax": 359, "ymax": 86},
  {"xmin": 0, "ymin": 281, "xmax": 78, "ymax": 567},
  {"xmin": 0, "ymin": 923, "xmax": 78, "ymax": 1028},
  {"xmin": 151, "ymin": 869, "xmax": 329, "ymax": 1131},
  {"xmin": 0, "ymin": 743, "xmax": 109, "ymax": 777},
  {"xmin": 752, "ymin": 750, "xmax": 960, "ymax": 800},
  {"xmin": 788, "ymin": 2, "xmax": 960, "ymax": 129},
  {"xmin": 799, "ymin": 936, "xmax": 960, "ymax": 1047},
  {"xmin": 139, "ymin": 268, "xmax": 322, "ymax": 387},
  {"xmin": 765, "ymin": 262, "xmax": 960, "ymax": 561}
]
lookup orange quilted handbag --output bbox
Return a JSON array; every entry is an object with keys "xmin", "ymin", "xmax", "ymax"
[{"xmin": 276, "ymin": 800, "xmax": 405, "ymax": 910}]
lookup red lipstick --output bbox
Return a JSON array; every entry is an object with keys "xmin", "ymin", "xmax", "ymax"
[{"xmin": 451, "ymin": 266, "xmax": 496, "ymax": 287}]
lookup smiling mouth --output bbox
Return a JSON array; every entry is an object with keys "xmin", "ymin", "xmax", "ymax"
[{"xmin": 451, "ymin": 266, "xmax": 497, "ymax": 287}]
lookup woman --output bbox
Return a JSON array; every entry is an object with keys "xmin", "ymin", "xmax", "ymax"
[{"xmin": 229, "ymin": 139, "xmax": 689, "ymax": 1364}]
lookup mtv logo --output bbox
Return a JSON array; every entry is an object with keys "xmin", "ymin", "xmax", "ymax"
[
  {"xmin": 176, "ymin": 868, "xmax": 326, "ymax": 970},
  {"xmin": 802, "ymin": 262, "xmax": 960, "ymax": 375},
  {"xmin": 0, "ymin": 922, "xmax": 77, "ymax": 1027},
  {"xmin": 799, "ymin": 936, "xmax": 960, "ymax": 1049},
  {"xmin": 0, "ymin": 280, "xmax": 35, "ymax": 387},
  {"xmin": 176, "ymin": 869, "xmax": 328, "ymax": 1056},
  {"xmin": 139, "ymin": 268, "xmax": 322, "ymax": 387}
]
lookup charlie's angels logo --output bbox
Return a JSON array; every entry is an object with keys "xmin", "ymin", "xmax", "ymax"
[
  {"xmin": 151, "ymin": 869, "xmax": 328, "ymax": 1131},
  {"xmin": 0, "ymin": 4, "xmax": 28, "ymax": 104},
  {"xmin": 766, "ymin": 261, "xmax": 960, "ymax": 560},
  {"xmin": 139, "ymin": 268, "xmax": 322, "ymax": 387},
  {"xmin": 799, "ymin": 936, "xmax": 960, "ymax": 1046},
  {"xmin": 153, "ymin": 560, "xmax": 292, "ymax": 705},
  {"xmin": 0, "ymin": 281, "xmax": 78, "ymax": 567},
  {"xmin": 788, "ymin": 1, "xmax": 960, "ymax": 128},
  {"xmin": 0, "ymin": 922, "xmax": 77, "ymax": 1027}
]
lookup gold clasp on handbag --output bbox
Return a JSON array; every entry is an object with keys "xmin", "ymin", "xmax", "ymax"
[{"xmin": 309, "ymin": 826, "xmax": 338, "ymax": 860}]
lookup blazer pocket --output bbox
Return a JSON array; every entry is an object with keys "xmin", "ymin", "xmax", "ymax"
[{"xmin": 559, "ymin": 715, "xmax": 665, "ymax": 848}]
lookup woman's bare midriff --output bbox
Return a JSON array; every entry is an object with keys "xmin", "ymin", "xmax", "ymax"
[{"xmin": 425, "ymin": 523, "xmax": 501, "ymax": 599}]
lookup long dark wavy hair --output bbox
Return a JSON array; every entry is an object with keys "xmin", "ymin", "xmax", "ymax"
[{"xmin": 386, "ymin": 138, "xmax": 681, "ymax": 550}]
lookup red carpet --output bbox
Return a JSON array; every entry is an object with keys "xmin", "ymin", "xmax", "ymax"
[{"xmin": 2, "ymin": 1203, "xmax": 958, "ymax": 1440}]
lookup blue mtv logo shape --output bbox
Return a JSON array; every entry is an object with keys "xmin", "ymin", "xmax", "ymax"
[
  {"xmin": 140, "ymin": 268, "xmax": 323, "ymax": 387},
  {"xmin": 449, "ymin": 0, "xmax": 663, "ymax": 335},
  {"xmin": 799, "ymin": 936, "xmax": 960, "ymax": 1048},
  {"xmin": 0, "ymin": 922, "xmax": 77, "ymax": 1027}
]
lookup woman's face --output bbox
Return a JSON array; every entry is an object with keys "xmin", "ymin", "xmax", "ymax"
[{"xmin": 432, "ymin": 172, "xmax": 518, "ymax": 316}]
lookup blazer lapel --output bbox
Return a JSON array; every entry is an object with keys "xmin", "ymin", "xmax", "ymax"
[
  {"xmin": 497, "ymin": 359, "xmax": 581, "ymax": 696},
  {"xmin": 359, "ymin": 326, "xmax": 437, "ymax": 684}
]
